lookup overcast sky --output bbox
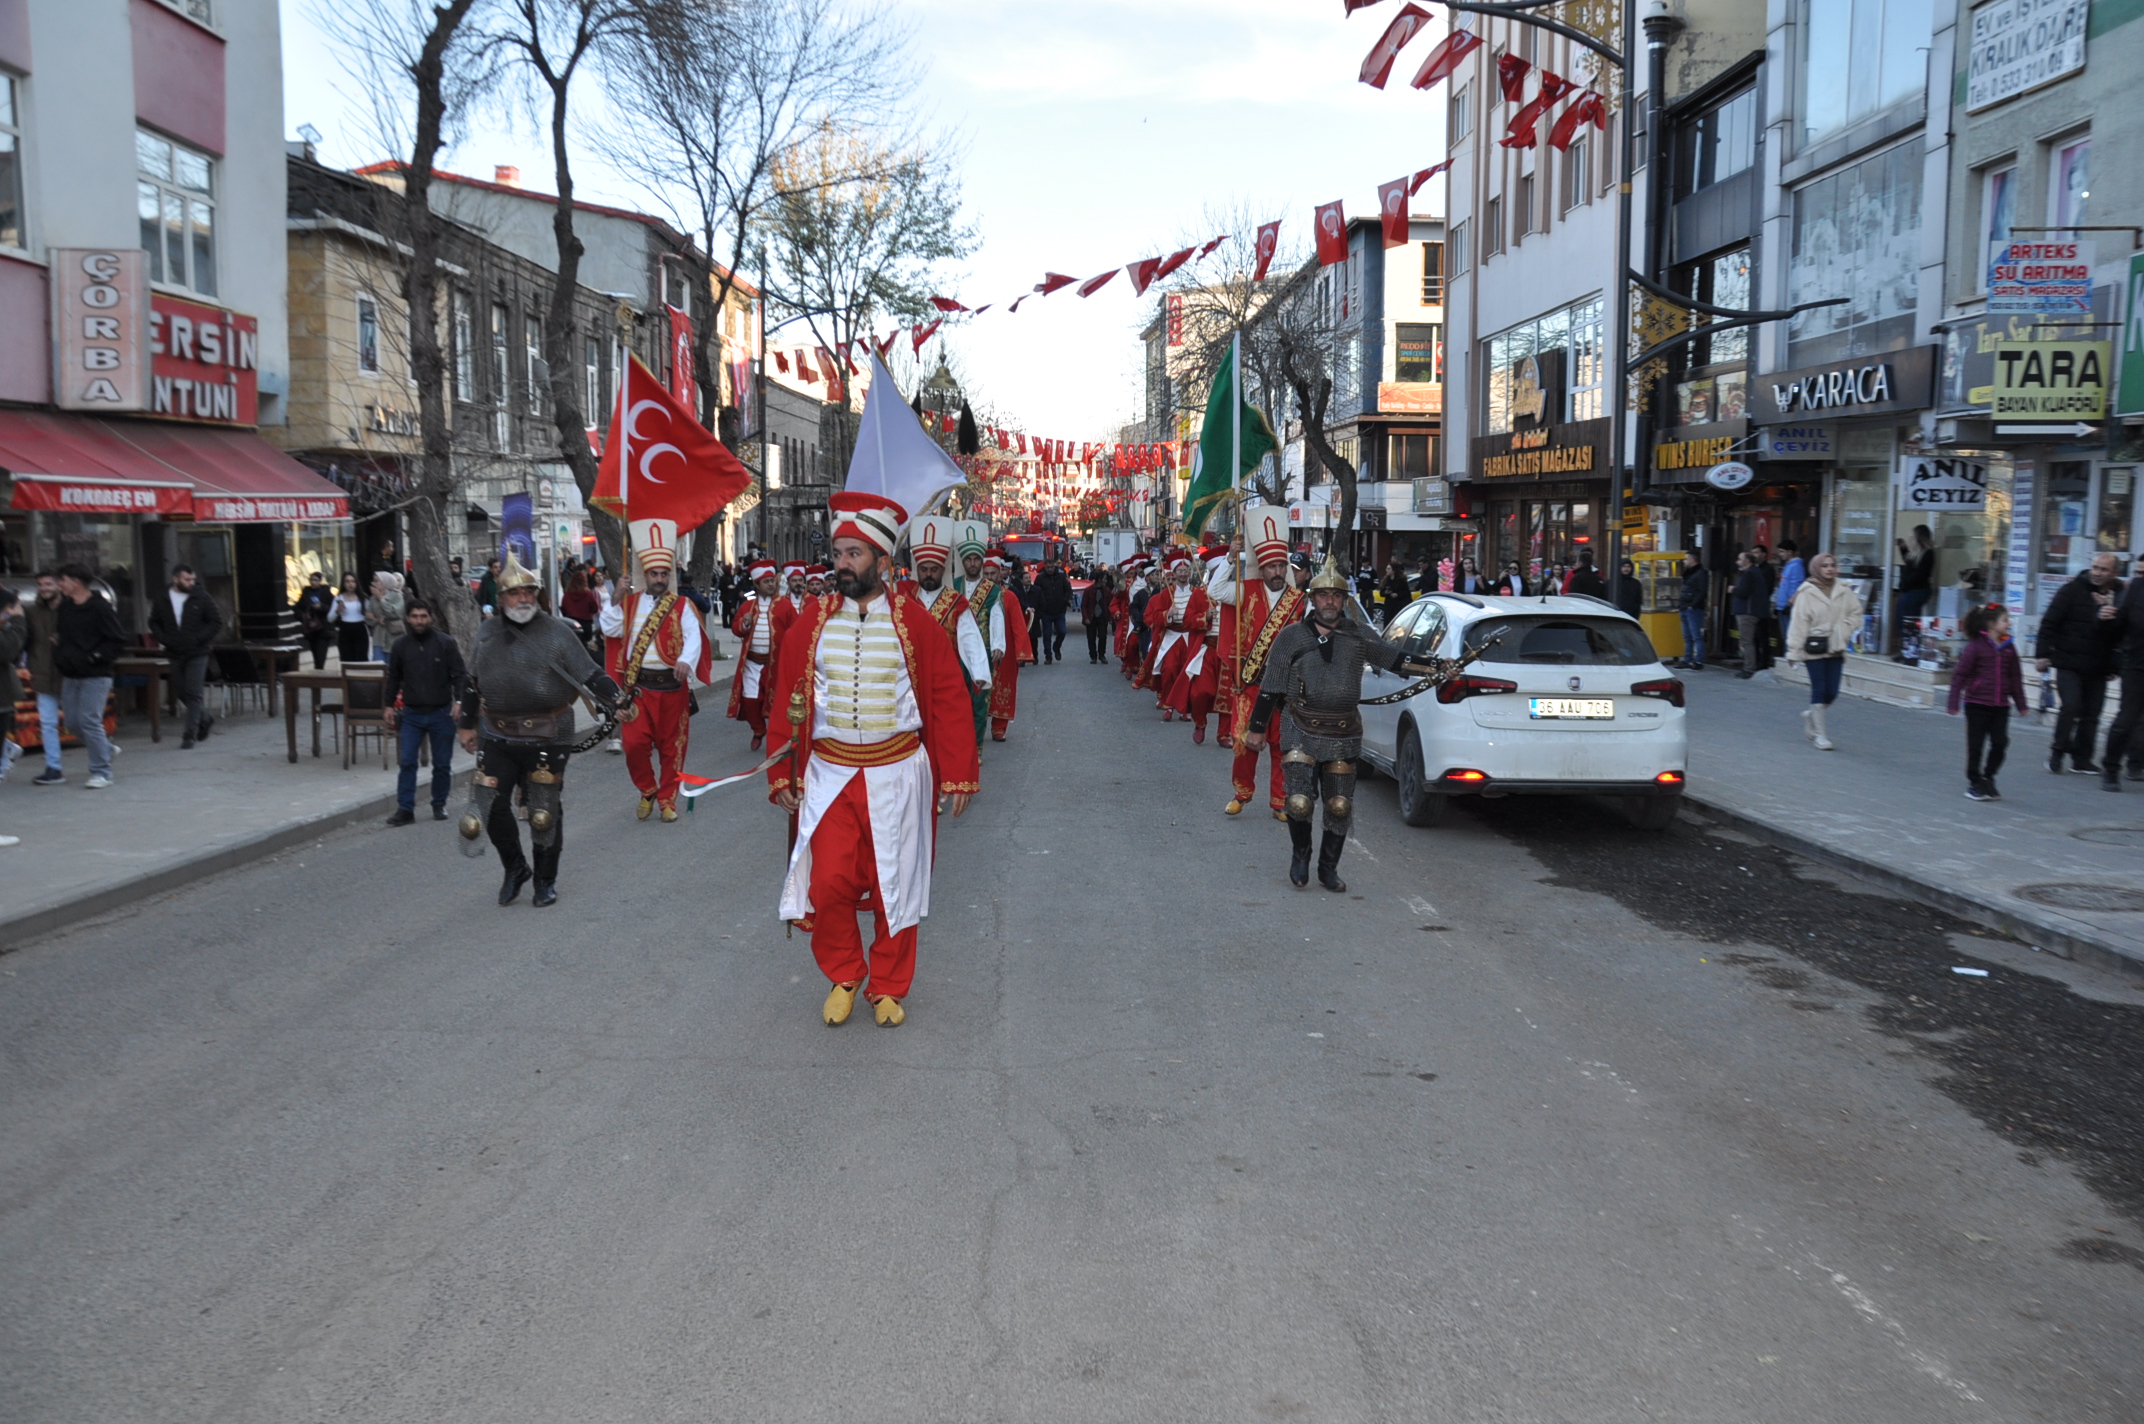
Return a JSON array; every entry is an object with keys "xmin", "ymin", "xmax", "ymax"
[{"xmin": 279, "ymin": 0, "xmax": 1449, "ymax": 444}]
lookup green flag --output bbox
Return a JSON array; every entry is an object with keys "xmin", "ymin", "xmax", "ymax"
[{"xmin": 1183, "ymin": 341, "xmax": 1277, "ymax": 539}]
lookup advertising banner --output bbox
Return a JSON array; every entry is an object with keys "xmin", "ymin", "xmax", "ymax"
[
  {"xmin": 501, "ymin": 491, "xmax": 535, "ymax": 568},
  {"xmin": 1990, "ymin": 340, "xmax": 2109, "ymax": 419},
  {"xmin": 1966, "ymin": 0, "xmax": 2089, "ymax": 112},
  {"xmin": 51, "ymin": 249, "xmax": 149, "ymax": 412},
  {"xmin": 1987, "ymin": 239, "xmax": 2092, "ymax": 315},
  {"xmin": 2121, "ymin": 253, "xmax": 2144, "ymax": 416},
  {"xmin": 1898, "ymin": 456, "xmax": 1991, "ymax": 512}
]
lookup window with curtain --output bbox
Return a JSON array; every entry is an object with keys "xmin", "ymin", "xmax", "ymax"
[
  {"xmin": 1978, "ymin": 165, "xmax": 2015, "ymax": 294},
  {"xmin": 357, "ymin": 297, "xmax": 379, "ymax": 374},
  {"xmin": 137, "ymin": 129, "xmax": 216, "ymax": 296},
  {"xmin": 2048, "ymin": 135, "xmax": 2089, "ymax": 230}
]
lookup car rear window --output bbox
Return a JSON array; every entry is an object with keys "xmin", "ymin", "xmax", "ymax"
[{"xmin": 1461, "ymin": 615, "xmax": 1660, "ymax": 666}]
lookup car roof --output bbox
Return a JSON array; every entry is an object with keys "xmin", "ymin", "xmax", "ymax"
[{"xmin": 1415, "ymin": 592, "xmax": 1638, "ymax": 623}]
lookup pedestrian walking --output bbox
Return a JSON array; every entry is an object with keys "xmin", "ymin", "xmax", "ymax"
[
  {"xmin": 2098, "ymin": 561, "xmax": 2144, "ymax": 792},
  {"xmin": 1784, "ymin": 552, "xmax": 1863, "ymax": 751},
  {"xmin": 0, "ymin": 585, "xmax": 24, "ymax": 788},
  {"xmin": 1672, "ymin": 556, "xmax": 1709, "ymax": 670},
  {"xmin": 1029, "ymin": 558, "xmax": 1073, "ymax": 664},
  {"xmin": 476, "ymin": 556, "xmax": 502, "ymax": 618},
  {"xmin": 24, "ymin": 571, "xmax": 64, "ymax": 783},
  {"xmin": 1766, "ymin": 540, "xmax": 1803, "ymax": 670},
  {"xmin": 382, "ymin": 598, "xmax": 468, "ymax": 826},
  {"xmin": 1082, "ymin": 568, "xmax": 1116, "ymax": 664},
  {"xmin": 47, "ymin": 564, "xmax": 124, "ymax": 788},
  {"xmin": 1948, "ymin": 605, "xmax": 2028, "ymax": 800},
  {"xmin": 2033, "ymin": 551, "xmax": 2122, "ymax": 774},
  {"xmin": 328, "ymin": 572, "xmax": 369, "ymax": 666},
  {"xmin": 147, "ymin": 562, "xmax": 224, "ymax": 747},
  {"xmin": 1893, "ymin": 524, "xmax": 1935, "ymax": 651},
  {"xmin": 294, "ymin": 571, "xmax": 335, "ymax": 669},
  {"xmin": 1565, "ymin": 550, "xmax": 1607, "ymax": 600},
  {"xmin": 1613, "ymin": 557, "xmax": 1642, "ymax": 619},
  {"xmin": 365, "ymin": 572, "xmax": 405, "ymax": 661},
  {"xmin": 1730, "ymin": 550, "xmax": 1766, "ymax": 676}
]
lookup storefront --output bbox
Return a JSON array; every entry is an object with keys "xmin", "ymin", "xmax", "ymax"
[{"xmin": 1461, "ymin": 415, "xmax": 1614, "ymax": 583}]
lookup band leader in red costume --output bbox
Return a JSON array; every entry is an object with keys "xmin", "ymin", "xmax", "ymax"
[
  {"xmin": 769, "ymin": 492, "xmax": 980, "ymax": 1028},
  {"xmin": 601, "ymin": 518, "xmax": 713, "ymax": 821},
  {"xmin": 1212, "ymin": 506, "xmax": 1306, "ymax": 816}
]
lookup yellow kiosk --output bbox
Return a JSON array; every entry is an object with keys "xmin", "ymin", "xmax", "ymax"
[{"xmin": 1630, "ymin": 550, "xmax": 1686, "ymax": 660}]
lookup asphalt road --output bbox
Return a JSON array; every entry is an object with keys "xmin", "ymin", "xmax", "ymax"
[{"xmin": 6, "ymin": 634, "xmax": 2144, "ymax": 1423}]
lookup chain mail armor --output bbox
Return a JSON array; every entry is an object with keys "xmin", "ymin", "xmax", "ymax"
[
  {"xmin": 1253, "ymin": 617, "xmax": 1412, "ymax": 878},
  {"xmin": 465, "ymin": 612, "xmax": 602, "ymax": 740}
]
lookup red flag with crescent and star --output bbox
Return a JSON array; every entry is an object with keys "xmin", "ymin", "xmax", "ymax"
[{"xmin": 591, "ymin": 353, "xmax": 752, "ymax": 525}]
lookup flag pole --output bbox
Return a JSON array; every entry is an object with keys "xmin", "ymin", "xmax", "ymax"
[{"xmin": 1231, "ymin": 332, "xmax": 1246, "ymax": 726}]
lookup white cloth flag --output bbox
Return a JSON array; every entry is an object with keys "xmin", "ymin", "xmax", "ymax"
[{"xmin": 843, "ymin": 353, "xmax": 967, "ymax": 519}]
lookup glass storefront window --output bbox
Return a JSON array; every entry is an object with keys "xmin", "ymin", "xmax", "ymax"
[
  {"xmin": 1831, "ymin": 464, "xmax": 1889, "ymax": 579},
  {"xmin": 2097, "ymin": 467, "xmax": 2134, "ymax": 556},
  {"xmin": 287, "ymin": 523, "xmax": 357, "ymax": 607},
  {"xmin": 1788, "ymin": 139, "xmax": 1923, "ymax": 366},
  {"xmin": 1480, "ymin": 296, "xmax": 1605, "ymax": 433},
  {"xmin": 2042, "ymin": 461, "xmax": 2094, "ymax": 579}
]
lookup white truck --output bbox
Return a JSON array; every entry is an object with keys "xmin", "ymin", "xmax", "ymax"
[{"xmin": 1092, "ymin": 529, "xmax": 1143, "ymax": 568}]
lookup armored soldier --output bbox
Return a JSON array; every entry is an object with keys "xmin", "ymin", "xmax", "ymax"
[
  {"xmin": 1242, "ymin": 553, "xmax": 1453, "ymax": 892},
  {"xmin": 456, "ymin": 552, "xmax": 629, "ymax": 907}
]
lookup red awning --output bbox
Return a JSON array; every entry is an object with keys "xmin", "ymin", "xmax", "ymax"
[{"xmin": 0, "ymin": 411, "xmax": 350, "ymax": 522}]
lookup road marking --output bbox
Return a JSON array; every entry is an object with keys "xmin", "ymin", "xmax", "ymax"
[
  {"xmin": 1808, "ymin": 1256, "xmax": 1983, "ymax": 1404},
  {"xmin": 1346, "ymin": 834, "xmax": 1379, "ymax": 863},
  {"xmin": 1403, "ymin": 895, "xmax": 1437, "ymax": 917}
]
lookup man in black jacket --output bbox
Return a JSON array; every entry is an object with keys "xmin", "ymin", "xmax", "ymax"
[
  {"xmin": 382, "ymin": 598, "xmax": 469, "ymax": 825},
  {"xmin": 148, "ymin": 562, "xmax": 224, "ymax": 748},
  {"xmin": 1672, "ymin": 558, "xmax": 1709, "ymax": 670},
  {"xmin": 47, "ymin": 564, "xmax": 125, "ymax": 788},
  {"xmin": 2097, "ymin": 560, "xmax": 2144, "ymax": 790},
  {"xmin": 2034, "ymin": 552, "xmax": 2123, "ymax": 773},
  {"xmin": 1029, "ymin": 559, "xmax": 1073, "ymax": 664}
]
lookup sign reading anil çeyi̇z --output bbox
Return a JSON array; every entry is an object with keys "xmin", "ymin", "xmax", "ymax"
[{"xmin": 1991, "ymin": 340, "xmax": 2108, "ymax": 419}]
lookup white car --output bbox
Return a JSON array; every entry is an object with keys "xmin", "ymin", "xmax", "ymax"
[{"xmin": 1356, "ymin": 593, "xmax": 1688, "ymax": 831}]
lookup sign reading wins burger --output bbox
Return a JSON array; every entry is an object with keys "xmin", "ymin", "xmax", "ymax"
[{"xmin": 49, "ymin": 247, "xmax": 260, "ymax": 426}]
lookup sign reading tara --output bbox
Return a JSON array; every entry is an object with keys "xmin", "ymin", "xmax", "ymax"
[
  {"xmin": 1899, "ymin": 456, "xmax": 1990, "ymax": 511},
  {"xmin": 1987, "ymin": 239, "xmax": 2092, "ymax": 315},
  {"xmin": 1967, "ymin": 0, "xmax": 2089, "ymax": 112},
  {"xmin": 1991, "ymin": 340, "xmax": 2108, "ymax": 419},
  {"xmin": 51, "ymin": 249, "xmax": 150, "ymax": 411}
]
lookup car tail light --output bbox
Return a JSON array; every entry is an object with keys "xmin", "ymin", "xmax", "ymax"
[
  {"xmin": 1441, "ymin": 768, "xmax": 1489, "ymax": 784},
  {"xmin": 1436, "ymin": 673, "xmax": 1520, "ymax": 704},
  {"xmin": 1631, "ymin": 677, "xmax": 1685, "ymax": 708},
  {"xmin": 1654, "ymin": 770, "xmax": 1685, "ymax": 786}
]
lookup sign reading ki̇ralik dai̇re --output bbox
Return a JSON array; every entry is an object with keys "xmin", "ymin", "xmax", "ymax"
[{"xmin": 1967, "ymin": 0, "xmax": 2089, "ymax": 112}]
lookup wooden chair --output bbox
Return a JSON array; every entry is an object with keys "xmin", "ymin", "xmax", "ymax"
[
  {"xmin": 211, "ymin": 646, "xmax": 268, "ymax": 717},
  {"xmin": 341, "ymin": 671, "xmax": 392, "ymax": 769}
]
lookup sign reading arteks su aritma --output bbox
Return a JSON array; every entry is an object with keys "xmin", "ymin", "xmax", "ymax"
[{"xmin": 1991, "ymin": 340, "xmax": 2108, "ymax": 419}]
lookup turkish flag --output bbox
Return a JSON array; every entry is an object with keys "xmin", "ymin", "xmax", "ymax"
[
  {"xmin": 1411, "ymin": 28, "xmax": 1481, "ymax": 89},
  {"xmin": 1497, "ymin": 52, "xmax": 1532, "ymax": 103},
  {"xmin": 665, "ymin": 305, "xmax": 696, "ymax": 411},
  {"xmin": 1550, "ymin": 90, "xmax": 1610, "ymax": 150},
  {"xmin": 795, "ymin": 349, "xmax": 816, "ymax": 381},
  {"xmin": 1253, "ymin": 220, "xmax": 1281, "ymax": 282},
  {"xmin": 1358, "ymin": 4, "xmax": 1433, "ymax": 89},
  {"xmin": 1016, "ymin": 433, "xmax": 1028, "ymax": 455},
  {"xmin": 1197, "ymin": 234, "xmax": 1228, "ymax": 259},
  {"xmin": 1410, "ymin": 160, "xmax": 1453, "ymax": 195},
  {"xmin": 929, "ymin": 295, "xmax": 969, "ymax": 312},
  {"xmin": 591, "ymin": 353, "xmax": 752, "ymax": 526},
  {"xmin": 1501, "ymin": 71, "xmax": 1575, "ymax": 149},
  {"xmin": 1077, "ymin": 269, "xmax": 1119, "ymax": 297},
  {"xmin": 1126, "ymin": 256, "xmax": 1164, "ymax": 296},
  {"xmin": 1037, "ymin": 273, "xmax": 1078, "ymax": 295},
  {"xmin": 1153, "ymin": 245, "xmax": 1197, "ymax": 280},
  {"xmin": 774, "ymin": 351, "xmax": 790, "ymax": 375},
  {"xmin": 1314, "ymin": 200, "xmax": 1348, "ymax": 266},
  {"xmin": 874, "ymin": 331, "xmax": 898, "ymax": 359},
  {"xmin": 1378, "ymin": 177, "xmax": 1409, "ymax": 248},
  {"xmin": 912, "ymin": 318, "xmax": 943, "ymax": 352}
]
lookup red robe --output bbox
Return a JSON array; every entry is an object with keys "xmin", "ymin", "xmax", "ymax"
[
  {"xmin": 727, "ymin": 595, "xmax": 777, "ymax": 724},
  {"xmin": 1227, "ymin": 583, "xmax": 1307, "ymax": 808},
  {"xmin": 605, "ymin": 592, "xmax": 714, "ymax": 807},
  {"xmin": 1145, "ymin": 584, "xmax": 1210, "ymax": 703},
  {"xmin": 988, "ymin": 586, "xmax": 1034, "ymax": 729}
]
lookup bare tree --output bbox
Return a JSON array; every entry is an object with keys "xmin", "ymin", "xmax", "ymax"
[{"xmin": 313, "ymin": 0, "xmax": 495, "ymax": 638}]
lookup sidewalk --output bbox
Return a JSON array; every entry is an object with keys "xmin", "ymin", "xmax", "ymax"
[
  {"xmin": 1680, "ymin": 664, "xmax": 2144, "ymax": 976},
  {"xmin": 0, "ymin": 657, "xmax": 737, "ymax": 950}
]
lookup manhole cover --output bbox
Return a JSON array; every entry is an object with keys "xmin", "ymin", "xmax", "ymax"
[
  {"xmin": 2071, "ymin": 827, "xmax": 2144, "ymax": 847},
  {"xmin": 2015, "ymin": 883, "xmax": 2144, "ymax": 912}
]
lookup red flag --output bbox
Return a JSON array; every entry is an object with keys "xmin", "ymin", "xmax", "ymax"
[
  {"xmin": 929, "ymin": 295, "xmax": 969, "ymax": 312},
  {"xmin": 1343, "ymin": 0, "xmax": 1382, "ymax": 11},
  {"xmin": 1411, "ymin": 28, "xmax": 1481, "ymax": 89},
  {"xmin": 774, "ymin": 351, "xmax": 790, "ymax": 375},
  {"xmin": 1009, "ymin": 295, "xmax": 1032, "ymax": 313},
  {"xmin": 1077, "ymin": 269, "xmax": 1119, "ymax": 297},
  {"xmin": 912, "ymin": 318, "xmax": 943, "ymax": 352},
  {"xmin": 1153, "ymin": 246, "xmax": 1197, "ymax": 281},
  {"xmin": 665, "ymin": 305, "xmax": 696, "ymax": 411},
  {"xmin": 1314, "ymin": 200, "xmax": 1348, "ymax": 266},
  {"xmin": 1037, "ymin": 273, "xmax": 1078, "ymax": 295},
  {"xmin": 591, "ymin": 353, "xmax": 752, "ymax": 526},
  {"xmin": 997, "ymin": 428, "xmax": 1010, "ymax": 451},
  {"xmin": 816, "ymin": 346, "xmax": 839, "ymax": 383},
  {"xmin": 1409, "ymin": 160, "xmax": 1452, "ymax": 194},
  {"xmin": 1252, "ymin": 221, "xmax": 1282, "ymax": 281},
  {"xmin": 1501, "ymin": 71, "xmax": 1575, "ymax": 149},
  {"xmin": 1196, "ymin": 234, "xmax": 1228, "ymax": 258},
  {"xmin": 1358, "ymin": 3, "xmax": 1433, "ymax": 89},
  {"xmin": 795, "ymin": 349, "xmax": 817, "ymax": 381},
  {"xmin": 1550, "ymin": 90, "xmax": 1610, "ymax": 151},
  {"xmin": 1125, "ymin": 256, "xmax": 1164, "ymax": 296},
  {"xmin": 1016, "ymin": 433, "xmax": 1028, "ymax": 455},
  {"xmin": 1377, "ymin": 177, "xmax": 1409, "ymax": 248},
  {"xmin": 874, "ymin": 331, "xmax": 898, "ymax": 359},
  {"xmin": 1497, "ymin": 52, "xmax": 1532, "ymax": 103}
]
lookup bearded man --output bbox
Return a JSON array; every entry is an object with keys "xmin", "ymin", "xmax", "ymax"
[
  {"xmin": 769, "ymin": 493, "xmax": 979, "ymax": 1028},
  {"xmin": 971, "ymin": 551, "xmax": 1034, "ymax": 743},
  {"xmin": 599, "ymin": 518, "xmax": 711, "ymax": 821},
  {"xmin": 1210, "ymin": 507, "xmax": 1305, "ymax": 816},
  {"xmin": 908, "ymin": 514, "xmax": 993, "ymax": 696}
]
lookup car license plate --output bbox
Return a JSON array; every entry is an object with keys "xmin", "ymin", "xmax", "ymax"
[{"xmin": 1528, "ymin": 697, "xmax": 1615, "ymax": 719}]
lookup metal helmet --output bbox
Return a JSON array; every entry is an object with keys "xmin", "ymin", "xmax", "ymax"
[
  {"xmin": 1305, "ymin": 550, "xmax": 1350, "ymax": 592},
  {"xmin": 497, "ymin": 548, "xmax": 541, "ymax": 591}
]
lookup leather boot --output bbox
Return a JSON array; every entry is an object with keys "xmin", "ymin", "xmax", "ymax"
[
  {"xmin": 1317, "ymin": 830, "xmax": 1348, "ymax": 893},
  {"xmin": 498, "ymin": 864, "xmax": 532, "ymax": 905},
  {"xmin": 1288, "ymin": 820, "xmax": 1313, "ymax": 888}
]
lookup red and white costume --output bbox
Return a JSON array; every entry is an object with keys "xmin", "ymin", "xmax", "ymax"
[
  {"xmin": 906, "ymin": 515, "xmax": 992, "ymax": 690},
  {"xmin": 770, "ymin": 494, "xmax": 979, "ymax": 1003},
  {"xmin": 978, "ymin": 551, "xmax": 1034, "ymax": 741},
  {"xmin": 602, "ymin": 518, "xmax": 714, "ymax": 812},
  {"xmin": 1211, "ymin": 508, "xmax": 1305, "ymax": 811},
  {"xmin": 727, "ymin": 559, "xmax": 780, "ymax": 742},
  {"xmin": 1164, "ymin": 552, "xmax": 1230, "ymax": 738},
  {"xmin": 1145, "ymin": 554, "xmax": 1211, "ymax": 716}
]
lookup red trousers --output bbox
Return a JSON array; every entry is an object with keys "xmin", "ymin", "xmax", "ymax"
[
  {"xmin": 1231, "ymin": 697, "xmax": 1286, "ymax": 808},
  {"xmin": 623, "ymin": 686, "xmax": 691, "ymax": 806},
  {"xmin": 807, "ymin": 774, "xmax": 917, "ymax": 999},
  {"xmin": 1165, "ymin": 647, "xmax": 1219, "ymax": 729},
  {"xmin": 732, "ymin": 687, "xmax": 767, "ymax": 737}
]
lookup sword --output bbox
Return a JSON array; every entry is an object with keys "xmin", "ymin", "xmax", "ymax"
[{"xmin": 1359, "ymin": 627, "xmax": 1511, "ymax": 706}]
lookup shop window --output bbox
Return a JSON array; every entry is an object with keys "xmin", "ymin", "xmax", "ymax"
[
  {"xmin": 2042, "ymin": 461, "xmax": 2094, "ymax": 581},
  {"xmin": 2047, "ymin": 135, "xmax": 2089, "ymax": 231},
  {"xmin": 1671, "ymin": 248, "xmax": 1750, "ymax": 424},
  {"xmin": 1786, "ymin": 138, "xmax": 1922, "ymax": 366},
  {"xmin": 2096, "ymin": 468, "xmax": 2133, "ymax": 556},
  {"xmin": 0, "ymin": 74, "xmax": 23, "ymax": 250},
  {"xmin": 1798, "ymin": 0, "xmax": 1932, "ymax": 148},
  {"xmin": 1481, "ymin": 296, "xmax": 1605, "ymax": 433},
  {"xmin": 1395, "ymin": 323, "xmax": 1444, "ymax": 383},
  {"xmin": 1675, "ymin": 88, "xmax": 1756, "ymax": 199},
  {"xmin": 356, "ymin": 297, "xmax": 379, "ymax": 375},
  {"xmin": 137, "ymin": 129, "xmax": 216, "ymax": 297}
]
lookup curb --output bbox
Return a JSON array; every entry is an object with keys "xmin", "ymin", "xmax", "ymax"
[{"xmin": 1678, "ymin": 790, "xmax": 2144, "ymax": 980}]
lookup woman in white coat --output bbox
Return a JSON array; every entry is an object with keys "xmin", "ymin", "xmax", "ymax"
[{"xmin": 1784, "ymin": 552, "xmax": 1865, "ymax": 750}]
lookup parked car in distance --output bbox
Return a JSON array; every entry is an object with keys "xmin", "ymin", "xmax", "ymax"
[{"xmin": 1357, "ymin": 592, "xmax": 1688, "ymax": 831}]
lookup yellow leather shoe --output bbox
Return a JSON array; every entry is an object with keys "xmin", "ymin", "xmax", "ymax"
[
  {"xmin": 872, "ymin": 995, "xmax": 905, "ymax": 1027},
  {"xmin": 823, "ymin": 982, "xmax": 858, "ymax": 1026},
  {"xmin": 636, "ymin": 797, "xmax": 654, "ymax": 821},
  {"xmin": 1272, "ymin": 809, "xmax": 1288, "ymax": 822},
  {"xmin": 1223, "ymin": 798, "xmax": 1246, "ymax": 816},
  {"xmin": 659, "ymin": 802, "xmax": 679, "ymax": 823}
]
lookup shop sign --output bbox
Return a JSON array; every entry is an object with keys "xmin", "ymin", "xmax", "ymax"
[
  {"xmin": 1991, "ymin": 339, "xmax": 2108, "ymax": 419},
  {"xmin": 149, "ymin": 295, "xmax": 260, "ymax": 426},
  {"xmin": 1988, "ymin": 238, "xmax": 2092, "ymax": 315},
  {"xmin": 1966, "ymin": 0, "xmax": 2088, "ymax": 112},
  {"xmin": 51, "ymin": 249, "xmax": 150, "ymax": 412},
  {"xmin": 1469, "ymin": 416, "xmax": 1612, "ymax": 481},
  {"xmin": 1897, "ymin": 456, "xmax": 1990, "ymax": 511},
  {"xmin": 1761, "ymin": 423, "xmax": 1835, "ymax": 459},
  {"xmin": 1377, "ymin": 381, "xmax": 1443, "ymax": 414},
  {"xmin": 1412, "ymin": 476, "xmax": 1451, "ymax": 515},
  {"xmin": 8, "ymin": 472, "xmax": 191, "ymax": 516},
  {"xmin": 194, "ymin": 495, "xmax": 348, "ymax": 522},
  {"xmin": 1653, "ymin": 423, "xmax": 1745, "ymax": 471},
  {"xmin": 1748, "ymin": 346, "xmax": 1937, "ymax": 423},
  {"xmin": 2121, "ymin": 253, "xmax": 2144, "ymax": 416},
  {"xmin": 1704, "ymin": 460, "xmax": 1754, "ymax": 491}
]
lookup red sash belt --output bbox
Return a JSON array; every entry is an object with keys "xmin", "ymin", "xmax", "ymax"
[{"xmin": 812, "ymin": 731, "xmax": 921, "ymax": 768}]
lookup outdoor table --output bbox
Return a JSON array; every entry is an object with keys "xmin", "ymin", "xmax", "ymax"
[
  {"xmin": 245, "ymin": 645, "xmax": 304, "ymax": 716},
  {"xmin": 281, "ymin": 666, "xmax": 382, "ymax": 762},
  {"xmin": 112, "ymin": 656, "xmax": 171, "ymax": 743}
]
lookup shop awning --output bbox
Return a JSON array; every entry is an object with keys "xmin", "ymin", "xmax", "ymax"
[{"xmin": 1, "ymin": 411, "xmax": 350, "ymax": 522}]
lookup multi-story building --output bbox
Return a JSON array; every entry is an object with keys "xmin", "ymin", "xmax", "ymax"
[{"xmin": 0, "ymin": 0, "xmax": 350, "ymax": 637}]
